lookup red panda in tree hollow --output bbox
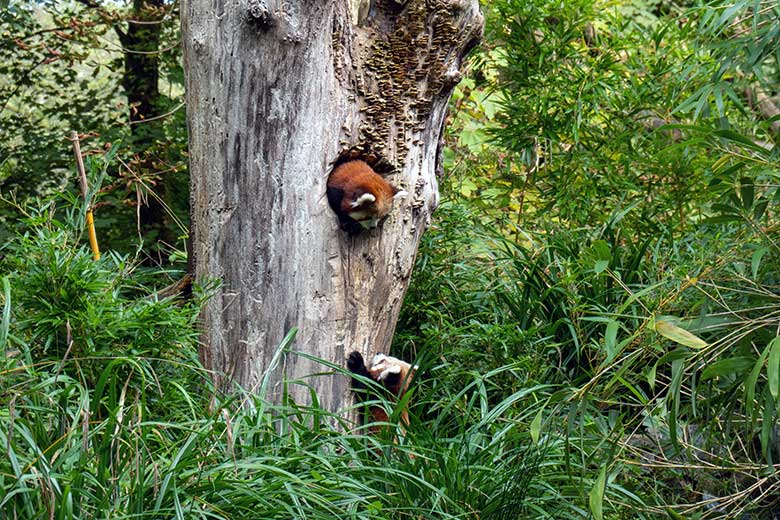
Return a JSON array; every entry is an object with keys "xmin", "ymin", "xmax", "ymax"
[
  {"xmin": 326, "ymin": 160, "xmax": 406, "ymax": 235},
  {"xmin": 347, "ymin": 351, "xmax": 417, "ymax": 434}
]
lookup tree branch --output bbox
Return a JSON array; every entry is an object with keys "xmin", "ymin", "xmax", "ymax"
[{"xmin": 745, "ymin": 87, "xmax": 780, "ymax": 134}]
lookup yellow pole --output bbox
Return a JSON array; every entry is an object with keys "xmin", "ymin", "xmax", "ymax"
[{"xmin": 70, "ymin": 131, "xmax": 101, "ymax": 261}]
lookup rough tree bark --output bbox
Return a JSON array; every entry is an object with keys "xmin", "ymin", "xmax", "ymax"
[{"xmin": 181, "ymin": 0, "xmax": 482, "ymax": 414}]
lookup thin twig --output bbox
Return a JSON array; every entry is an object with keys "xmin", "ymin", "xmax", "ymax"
[{"xmin": 129, "ymin": 101, "xmax": 185, "ymax": 125}]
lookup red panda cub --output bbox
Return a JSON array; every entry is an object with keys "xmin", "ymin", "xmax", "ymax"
[
  {"xmin": 326, "ymin": 160, "xmax": 405, "ymax": 235},
  {"xmin": 347, "ymin": 351, "xmax": 417, "ymax": 435}
]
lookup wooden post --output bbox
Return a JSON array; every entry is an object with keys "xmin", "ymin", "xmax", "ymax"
[{"xmin": 70, "ymin": 131, "xmax": 101, "ymax": 261}]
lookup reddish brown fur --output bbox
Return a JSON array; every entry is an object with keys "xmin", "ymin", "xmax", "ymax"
[
  {"xmin": 347, "ymin": 352, "xmax": 415, "ymax": 436},
  {"xmin": 366, "ymin": 362, "xmax": 412, "ymax": 431},
  {"xmin": 327, "ymin": 160, "xmax": 395, "ymax": 221}
]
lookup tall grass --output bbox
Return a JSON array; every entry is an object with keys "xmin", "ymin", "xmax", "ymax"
[
  {"xmin": 0, "ymin": 196, "xmax": 578, "ymax": 519},
  {"xmin": 395, "ymin": 191, "xmax": 780, "ymax": 518}
]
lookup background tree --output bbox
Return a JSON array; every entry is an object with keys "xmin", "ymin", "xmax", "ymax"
[
  {"xmin": 0, "ymin": 0, "xmax": 186, "ymax": 257},
  {"xmin": 181, "ymin": 0, "xmax": 482, "ymax": 411}
]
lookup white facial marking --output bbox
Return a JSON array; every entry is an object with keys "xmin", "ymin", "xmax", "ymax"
[
  {"xmin": 379, "ymin": 365, "xmax": 402, "ymax": 381},
  {"xmin": 351, "ymin": 193, "xmax": 376, "ymax": 208}
]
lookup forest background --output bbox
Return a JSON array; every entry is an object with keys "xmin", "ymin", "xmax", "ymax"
[{"xmin": 1, "ymin": 0, "xmax": 780, "ymax": 518}]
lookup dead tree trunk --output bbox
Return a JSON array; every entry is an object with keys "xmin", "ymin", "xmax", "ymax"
[{"xmin": 181, "ymin": 0, "xmax": 482, "ymax": 414}]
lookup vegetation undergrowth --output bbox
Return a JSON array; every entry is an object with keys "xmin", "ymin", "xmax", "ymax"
[
  {"xmin": 0, "ymin": 195, "xmax": 578, "ymax": 518},
  {"xmin": 4, "ymin": 0, "xmax": 780, "ymax": 518},
  {"xmin": 392, "ymin": 0, "xmax": 780, "ymax": 517}
]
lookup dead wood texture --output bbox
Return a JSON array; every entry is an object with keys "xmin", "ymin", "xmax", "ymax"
[{"xmin": 181, "ymin": 0, "xmax": 482, "ymax": 415}]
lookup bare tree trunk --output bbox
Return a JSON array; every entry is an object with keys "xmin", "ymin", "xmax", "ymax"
[
  {"xmin": 181, "ymin": 0, "xmax": 482, "ymax": 415},
  {"xmin": 115, "ymin": 0, "xmax": 179, "ymax": 255}
]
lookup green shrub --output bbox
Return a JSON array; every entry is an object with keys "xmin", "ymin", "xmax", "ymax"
[{"xmin": 0, "ymin": 197, "xmax": 567, "ymax": 519}]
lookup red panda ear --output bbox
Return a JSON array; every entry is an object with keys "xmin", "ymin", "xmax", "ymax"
[
  {"xmin": 393, "ymin": 186, "xmax": 408, "ymax": 200},
  {"xmin": 351, "ymin": 192, "xmax": 377, "ymax": 208}
]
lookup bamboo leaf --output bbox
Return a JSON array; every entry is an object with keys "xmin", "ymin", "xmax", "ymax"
[
  {"xmin": 669, "ymin": 360, "xmax": 684, "ymax": 451},
  {"xmin": 740, "ymin": 177, "xmax": 754, "ymax": 209},
  {"xmin": 589, "ymin": 466, "xmax": 606, "ymax": 520},
  {"xmin": 0, "ymin": 277, "xmax": 9, "ymax": 351},
  {"xmin": 655, "ymin": 319, "xmax": 708, "ymax": 349},
  {"xmin": 752, "ymin": 247, "xmax": 768, "ymax": 278},
  {"xmin": 701, "ymin": 357, "xmax": 754, "ymax": 381},
  {"xmin": 657, "ymin": 347, "xmax": 691, "ymax": 366},
  {"xmin": 753, "ymin": 198, "xmax": 768, "ymax": 221},
  {"xmin": 604, "ymin": 320, "xmax": 619, "ymax": 361},
  {"xmin": 768, "ymin": 336, "xmax": 780, "ymax": 400},
  {"xmin": 761, "ymin": 391, "xmax": 773, "ymax": 461},
  {"xmin": 665, "ymin": 507, "xmax": 687, "ymax": 519},
  {"xmin": 647, "ymin": 364, "xmax": 657, "ymax": 391},
  {"xmin": 530, "ymin": 407, "xmax": 543, "ymax": 444},
  {"xmin": 746, "ymin": 345, "xmax": 770, "ymax": 422},
  {"xmin": 713, "ymin": 129, "xmax": 770, "ymax": 155}
]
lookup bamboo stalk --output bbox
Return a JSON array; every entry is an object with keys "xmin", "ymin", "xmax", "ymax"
[{"xmin": 70, "ymin": 131, "xmax": 101, "ymax": 261}]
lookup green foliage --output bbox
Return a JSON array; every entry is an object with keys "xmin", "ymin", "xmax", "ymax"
[
  {"xmin": 4, "ymin": 0, "xmax": 780, "ymax": 517},
  {"xmin": 395, "ymin": 0, "xmax": 780, "ymax": 517},
  {"xmin": 0, "ymin": 0, "xmax": 188, "ymax": 255},
  {"xmin": 0, "ymin": 352, "xmax": 558, "ymax": 518},
  {"xmin": 1, "ymin": 190, "xmax": 200, "ymax": 387},
  {"xmin": 0, "ymin": 3, "xmax": 121, "ymax": 197},
  {"xmin": 0, "ymin": 196, "xmax": 569, "ymax": 519}
]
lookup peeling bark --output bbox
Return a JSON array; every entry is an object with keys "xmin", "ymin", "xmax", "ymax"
[{"xmin": 181, "ymin": 0, "xmax": 483, "ymax": 416}]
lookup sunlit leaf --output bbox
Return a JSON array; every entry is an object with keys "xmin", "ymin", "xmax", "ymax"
[
  {"xmin": 530, "ymin": 407, "xmax": 543, "ymax": 444},
  {"xmin": 751, "ymin": 247, "xmax": 768, "ymax": 278},
  {"xmin": 604, "ymin": 320, "xmax": 618, "ymax": 360},
  {"xmin": 655, "ymin": 319, "xmax": 708, "ymax": 349}
]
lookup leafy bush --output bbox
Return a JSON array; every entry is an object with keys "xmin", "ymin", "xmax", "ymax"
[
  {"xmin": 2, "ymin": 202, "xmax": 199, "ymax": 390},
  {"xmin": 395, "ymin": 0, "xmax": 780, "ymax": 517},
  {"xmin": 0, "ymin": 196, "xmax": 568, "ymax": 519}
]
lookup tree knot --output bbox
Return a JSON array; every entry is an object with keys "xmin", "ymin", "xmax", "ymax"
[{"xmin": 248, "ymin": 0, "xmax": 274, "ymax": 27}]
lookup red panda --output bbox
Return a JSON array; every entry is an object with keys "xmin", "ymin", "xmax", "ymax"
[
  {"xmin": 347, "ymin": 351, "xmax": 417, "ymax": 434},
  {"xmin": 326, "ymin": 160, "xmax": 406, "ymax": 235}
]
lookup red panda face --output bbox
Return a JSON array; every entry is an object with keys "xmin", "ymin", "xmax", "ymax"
[
  {"xmin": 347, "ymin": 351, "xmax": 417, "ymax": 433},
  {"xmin": 366, "ymin": 353, "xmax": 417, "ymax": 397},
  {"xmin": 326, "ymin": 161, "xmax": 406, "ymax": 234},
  {"xmin": 347, "ymin": 192, "xmax": 382, "ymax": 228}
]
